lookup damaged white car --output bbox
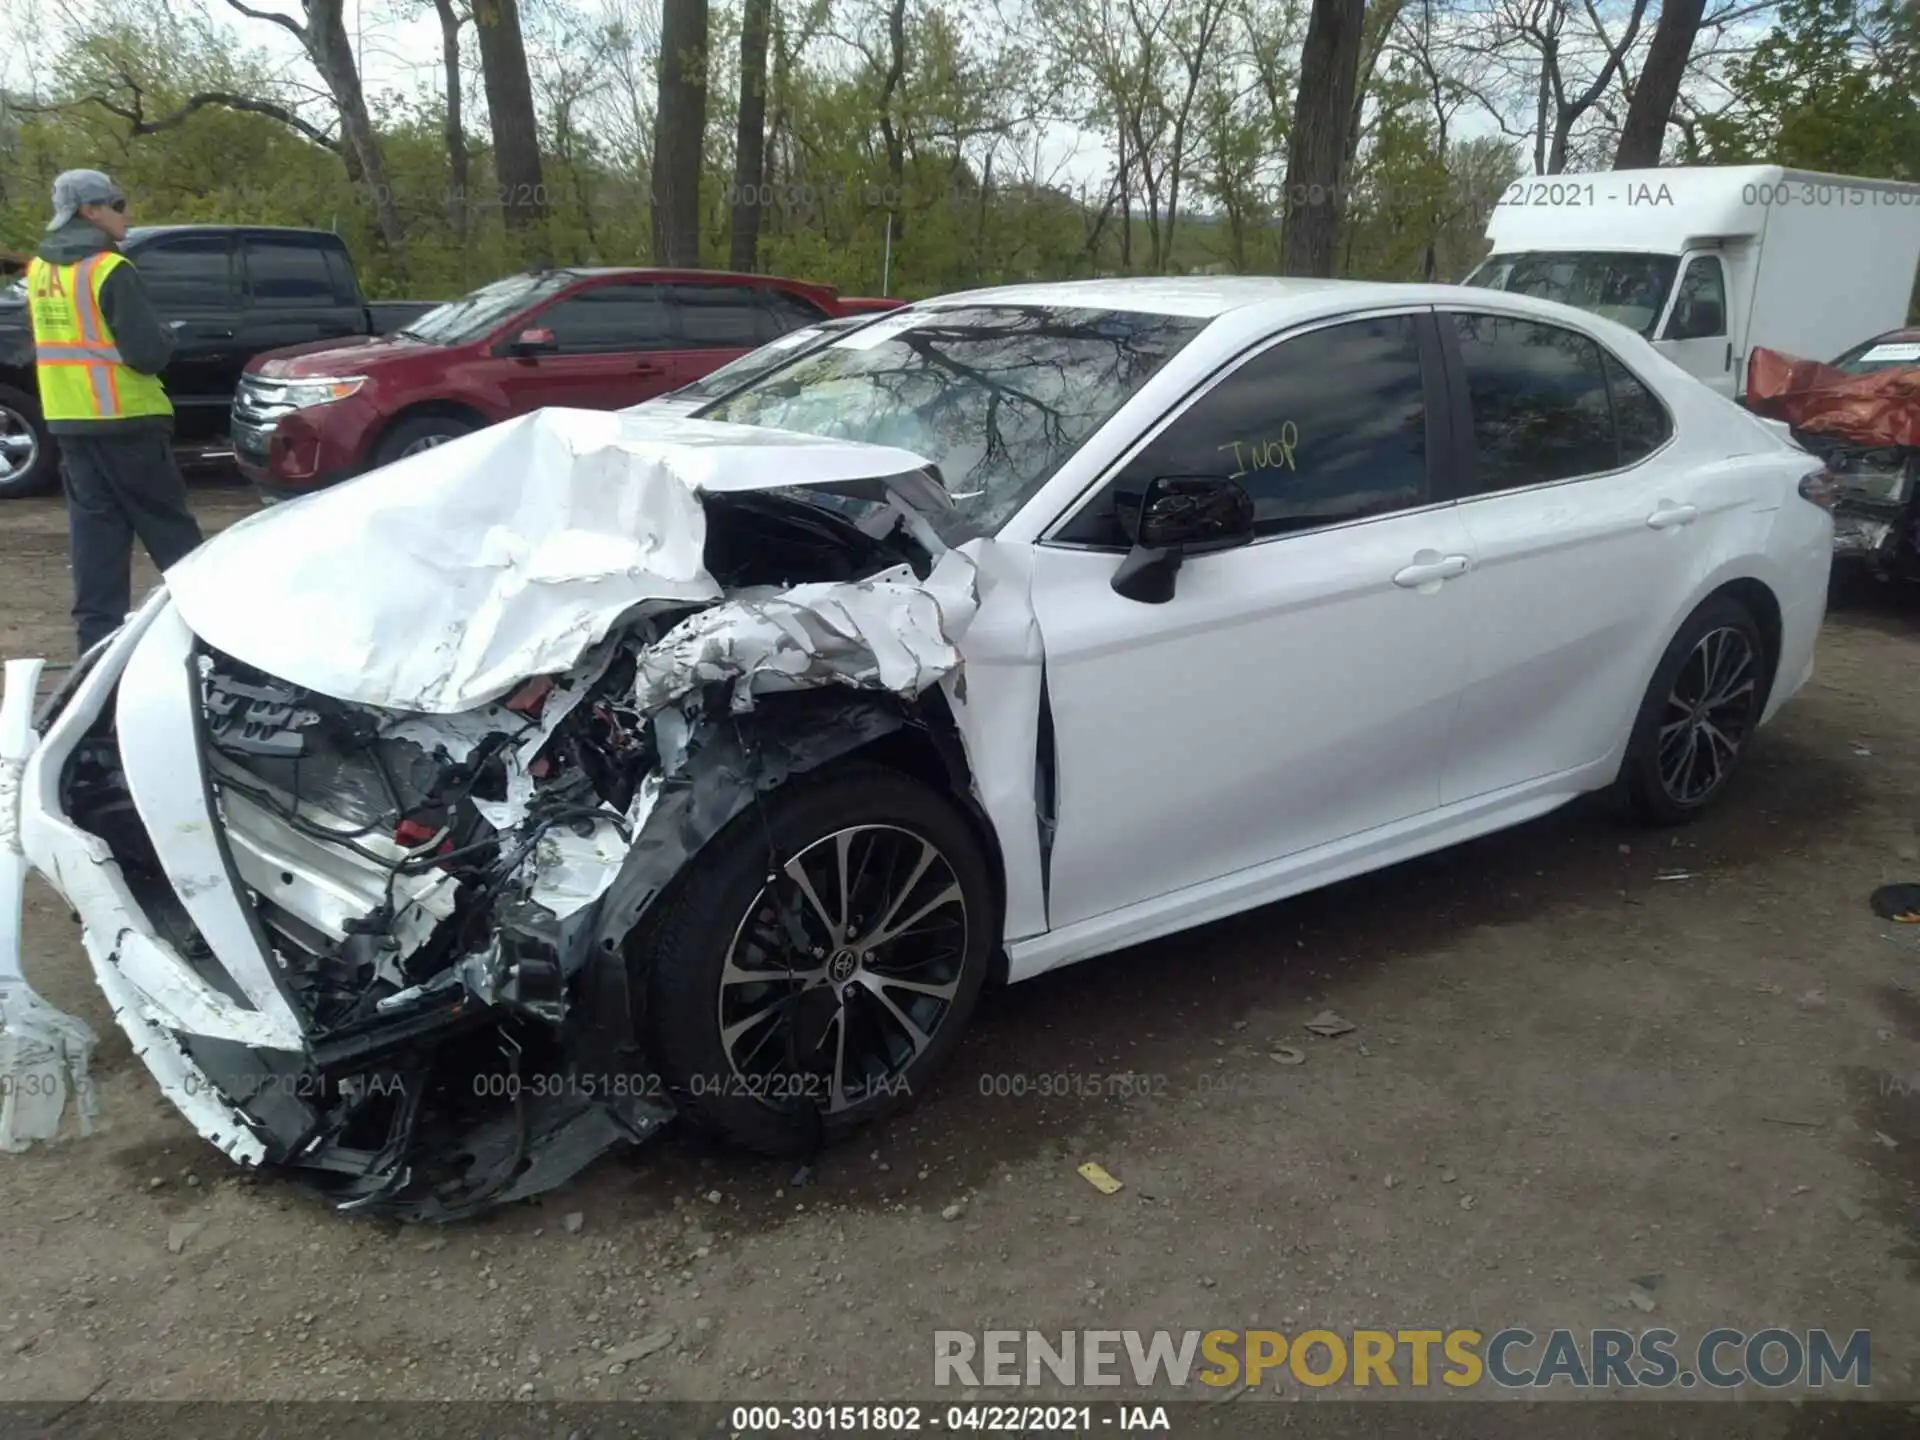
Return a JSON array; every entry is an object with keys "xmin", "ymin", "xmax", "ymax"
[{"xmin": 2, "ymin": 279, "xmax": 1834, "ymax": 1219}]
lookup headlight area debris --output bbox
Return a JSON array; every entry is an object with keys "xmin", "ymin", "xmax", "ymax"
[{"xmin": 32, "ymin": 411, "xmax": 984, "ymax": 1222}]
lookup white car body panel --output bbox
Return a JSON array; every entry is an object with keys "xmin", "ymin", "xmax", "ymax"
[
  {"xmin": 3, "ymin": 274, "xmax": 1833, "ymax": 1187},
  {"xmin": 1027, "ymin": 503, "xmax": 1481, "ymax": 931}
]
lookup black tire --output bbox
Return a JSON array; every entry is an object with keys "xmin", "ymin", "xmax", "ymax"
[
  {"xmin": 633, "ymin": 762, "xmax": 995, "ymax": 1156},
  {"xmin": 0, "ymin": 382, "xmax": 59, "ymax": 499},
  {"xmin": 1620, "ymin": 594, "xmax": 1772, "ymax": 826},
  {"xmin": 370, "ymin": 412, "xmax": 477, "ymax": 469}
]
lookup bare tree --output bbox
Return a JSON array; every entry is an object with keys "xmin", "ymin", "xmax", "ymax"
[
  {"xmin": 431, "ymin": 0, "xmax": 470, "ymax": 238},
  {"xmin": 1282, "ymin": 0, "xmax": 1366, "ymax": 275},
  {"xmin": 730, "ymin": 0, "xmax": 773, "ymax": 270},
  {"xmin": 222, "ymin": 0, "xmax": 405, "ymax": 245},
  {"xmin": 652, "ymin": 0, "xmax": 708, "ymax": 266},
  {"xmin": 473, "ymin": 0, "xmax": 546, "ymax": 232},
  {"xmin": 1613, "ymin": 0, "xmax": 1704, "ymax": 165}
]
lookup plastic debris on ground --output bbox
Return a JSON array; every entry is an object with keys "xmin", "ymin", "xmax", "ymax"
[{"xmin": 1077, "ymin": 1162, "xmax": 1123, "ymax": 1195}]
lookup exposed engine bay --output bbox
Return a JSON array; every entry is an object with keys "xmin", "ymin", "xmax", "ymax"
[{"xmin": 19, "ymin": 414, "xmax": 986, "ymax": 1221}]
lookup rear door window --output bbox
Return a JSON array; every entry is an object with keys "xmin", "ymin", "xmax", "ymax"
[
  {"xmin": 536, "ymin": 283, "xmax": 673, "ymax": 352},
  {"xmin": 673, "ymin": 285, "xmax": 775, "ymax": 347},
  {"xmin": 1448, "ymin": 313, "xmax": 1621, "ymax": 492},
  {"xmin": 134, "ymin": 235, "xmax": 237, "ymax": 308},
  {"xmin": 242, "ymin": 238, "xmax": 338, "ymax": 308},
  {"xmin": 1606, "ymin": 353, "xmax": 1673, "ymax": 463}
]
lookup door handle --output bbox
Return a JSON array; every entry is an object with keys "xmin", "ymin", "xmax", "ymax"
[
  {"xmin": 1392, "ymin": 553, "xmax": 1470, "ymax": 588},
  {"xmin": 1646, "ymin": 503, "xmax": 1699, "ymax": 529},
  {"xmin": 633, "ymin": 361, "xmax": 662, "ymax": 375}
]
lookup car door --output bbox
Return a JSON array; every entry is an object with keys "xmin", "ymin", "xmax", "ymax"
[
  {"xmin": 129, "ymin": 232, "xmax": 242, "ymax": 443},
  {"xmin": 1653, "ymin": 252, "xmax": 1735, "ymax": 397},
  {"xmin": 494, "ymin": 280, "xmax": 681, "ymax": 412},
  {"xmin": 1027, "ymin": 309, "xmax": 1480, "ymax": 932},
  {"xmin": 1434, "ymin": 306, "xmax": 1696, "ymax": 805}
]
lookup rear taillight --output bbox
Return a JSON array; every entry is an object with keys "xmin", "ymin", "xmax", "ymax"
[{"xmin": 1798, "ymin": 466, "xmax": 1840, "ymax": 509}]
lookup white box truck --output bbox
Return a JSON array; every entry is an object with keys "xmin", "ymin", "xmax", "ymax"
[{"xmin": 1460, "ymin": 165, "xmax": 1920, "ymax": 400}]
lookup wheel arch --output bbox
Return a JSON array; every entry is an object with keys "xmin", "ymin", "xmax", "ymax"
[
  {"xmin": 837, "ymin": 687, "xmax": 1012, "ymax": 987},
  {"xmin": 1609, "ymin": 572, "xmax": 1784, "ymax": 796},
  {"xmin": 368, "ymin": 398, "xmax": 492, "ymax": 460},
  {"xmin": 1709, "ymin": 575, "xmax": 1784, "ymax": 709},
  {"xmin": 589, "ymin": 686, "xmax": 1008, "ymax": 987}
]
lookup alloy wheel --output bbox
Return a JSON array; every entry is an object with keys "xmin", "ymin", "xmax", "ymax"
[
  {"xmin": 717, "ymin": 824, "xmax": 970, "ymax": 1113},
  {"xmin": 401, "ymin": 434, "xmax": 454, "ymax": 457},
  {"xmin": 1657, "ymin": 625, "xmax": 1758, "ymax": 806},
  {"xmin": 0, "ymin": 405, "xmax": 39, "ymax": 487}
]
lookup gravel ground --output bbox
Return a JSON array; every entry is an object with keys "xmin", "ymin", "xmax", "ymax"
[{"xmin": 1, "ymin": 480, "xmax": 1918, "ymax": 1423}]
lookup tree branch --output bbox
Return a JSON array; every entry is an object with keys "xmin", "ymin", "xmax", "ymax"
[
  {"xmin": 224, "ymin": 0, "xmax": 309, "ymax": 42},
  {"xmin": 12, "ymin": 88, "xmax": 341, "ymax": 150}
]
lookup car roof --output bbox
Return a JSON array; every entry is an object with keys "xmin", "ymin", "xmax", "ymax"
[
  {"xmin": 548, "ymin": 265, "xmax": 835, "ymax": 291},
  {"xmin": 126, "ymin": 224, "xmax": 344, "ymax": 241},
  {"xmin": 895, "ymin": 275, "xmax": 1658, "ymax": 352},
  {"xmin": 913, "ymin": 276, "xmax": 1358, "ymax": 318}
]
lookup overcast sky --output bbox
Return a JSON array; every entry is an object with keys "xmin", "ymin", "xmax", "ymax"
[{"xmin": 2, "ymin": 0, "xmax": 1768, "ymax": 206}]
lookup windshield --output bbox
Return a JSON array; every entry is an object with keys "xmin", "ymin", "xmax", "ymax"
[
  {"xmin": 396, "ymin": 271, "xmax": 574, "ymax": 345},
  {"xmin": 1464, "ymin": 251, "xmax": 1679, "ymax": 337},
  {"xmin": 697, "ymin": 304, "xmax": 1206, "ymax": 534},
  {"xmin": 1832, "ymin": 335, "xmax": 1920, "ymax": 375}
]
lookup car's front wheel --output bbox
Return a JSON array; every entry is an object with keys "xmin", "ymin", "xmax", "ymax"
[
  {"xmin": 371, "ymin": 413, "xmax": 477, "ymax": 469},
  {"xmin": 1620, "ymin": 593, "xmax": 1771, "ymax": 825},
  {"xmin": 634, "ymin": 762, "xmax": 995, "ymax": 1155}
]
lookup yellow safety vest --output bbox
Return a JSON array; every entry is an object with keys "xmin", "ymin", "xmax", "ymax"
[{"xmin": 26, "ymin": 251, "xmax": 172, "ymax": 424}]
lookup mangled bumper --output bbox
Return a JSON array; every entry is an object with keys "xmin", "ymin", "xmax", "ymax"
[
  {"xmin": 10, "ymin": 412, "xmax": 986, "ymax": 1219},
  {"xmin": 21, "ymin": 593, "xmax": 280, "ymax": 1165}
]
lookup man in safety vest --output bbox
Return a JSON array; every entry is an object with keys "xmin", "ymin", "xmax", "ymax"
[{"xmin": 27, "ymin": 169, "xmax": 203, "ymax": 655}]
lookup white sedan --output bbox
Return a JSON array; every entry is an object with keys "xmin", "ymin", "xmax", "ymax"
[{"xmin": 2, "ymin": 278, "xmax": 1834, "ymax": 1218}]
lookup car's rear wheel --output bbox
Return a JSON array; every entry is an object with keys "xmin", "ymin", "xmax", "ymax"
[
  {"xmin": 1620, "ymin": 594, "xmax": 1770, "ymax": 825},
  {"xmin": 371, "ymin": 413, "xmax": 477, "ymax": 468},
  {"xmin": 0, "ymin": 383, "xmax": 59, "ymax": 499},
  {"xmin": 634, "ymin": 762, "xmax": 994, "ymax": 1156}
]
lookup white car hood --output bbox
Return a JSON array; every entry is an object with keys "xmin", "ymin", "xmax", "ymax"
[{"xmin": 166, "ymin": 408, "xmax": 952, "ymax": 713}]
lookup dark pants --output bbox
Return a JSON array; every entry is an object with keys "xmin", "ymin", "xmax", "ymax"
[{"xmin": 57, "ymin": 430, "xmax": 204, "ymax": 655}]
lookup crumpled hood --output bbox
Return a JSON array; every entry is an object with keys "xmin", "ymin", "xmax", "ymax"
[{"xmin": 163, "ymin": 408, "xmax": 955, "ymax": 713}]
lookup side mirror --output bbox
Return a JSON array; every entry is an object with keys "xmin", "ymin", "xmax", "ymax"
[
  {"xmin": 1110, "ymin": 475, "xmax": 1256, "ymax": 604},
  {"xmin": 509, "ymin": 326, "xmax": 558, "ymax": 355}
]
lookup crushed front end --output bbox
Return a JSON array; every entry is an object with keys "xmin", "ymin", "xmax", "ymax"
[
  {"xmin": 22, "ymin": 593, "xmax": 681, "ymax": 1219},
  {"xmin": 10, "ymin": 410, "xmax": 982, "ymax": 1220}
]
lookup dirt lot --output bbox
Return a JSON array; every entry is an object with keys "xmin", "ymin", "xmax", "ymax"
[{"xmin": 2, "ymin": 480, "xmax": 1919, "ymax": 1419}]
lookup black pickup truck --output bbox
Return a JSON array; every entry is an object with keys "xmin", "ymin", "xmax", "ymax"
[{"xmin": 0, "ymin": 225, "xmax": 440, "ymax": 498}]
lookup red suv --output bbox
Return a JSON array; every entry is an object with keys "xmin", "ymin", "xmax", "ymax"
[{"xmin": 231, "ymin": 267, "xmax": 880, "ymax": 500}]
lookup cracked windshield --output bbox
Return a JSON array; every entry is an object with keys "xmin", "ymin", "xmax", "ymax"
[{"xmin": 697, "ymin": 305, "xmax": 1205, "ymax": 535}]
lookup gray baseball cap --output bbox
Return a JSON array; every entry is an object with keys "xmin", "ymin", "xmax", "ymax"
[{"xmin": 47, "ymin": 170, "xmax": 125, "ymax": 231}]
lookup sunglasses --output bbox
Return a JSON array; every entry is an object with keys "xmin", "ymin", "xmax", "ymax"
[{"xmin": 108, "ymin": 198, "xmax": 127, "ymax": 213}]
